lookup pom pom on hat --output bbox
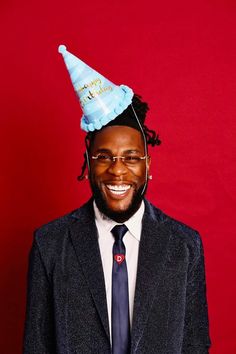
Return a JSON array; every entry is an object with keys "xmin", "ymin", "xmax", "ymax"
[{"xmin": 58, "ymin": 44, "xmax": 67, "ymax": 54}]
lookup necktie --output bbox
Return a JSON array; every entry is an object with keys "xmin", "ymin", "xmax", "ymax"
[{"xmin": 111, "ymin": 224, "xmax": 131, "ymax": 354}]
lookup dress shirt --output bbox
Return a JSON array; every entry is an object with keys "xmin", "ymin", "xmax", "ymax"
[{"xmin": 94, "ymin": 200, "xmax": 144, "ymax": 339}]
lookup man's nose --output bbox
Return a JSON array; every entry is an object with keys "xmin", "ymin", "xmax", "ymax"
[{"xmin": 107, "ymin": 158, "xmax": 128, "ymax": 176}]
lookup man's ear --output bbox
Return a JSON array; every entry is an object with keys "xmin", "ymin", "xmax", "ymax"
[{"xmin": 147, "ymin": 156, "xmax": 152, "ymax": 180}]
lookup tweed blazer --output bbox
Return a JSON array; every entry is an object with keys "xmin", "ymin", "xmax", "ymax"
[{"xmin": 23, "ymin": 199, "xmax": 211, "ymax": 353}]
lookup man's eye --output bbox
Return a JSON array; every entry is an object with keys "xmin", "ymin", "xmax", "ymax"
[
  {"xmin": 124, "ymin": 156, "xmax": 140, "ymax": 162},
  {"xmin": 97, "ymin": 155, "xmax": 111, "ymax": 161}
]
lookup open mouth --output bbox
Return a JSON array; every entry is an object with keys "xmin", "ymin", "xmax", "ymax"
[{"xmin": 105, "ymin": 184, "xmax": 131, "ymax": 196}]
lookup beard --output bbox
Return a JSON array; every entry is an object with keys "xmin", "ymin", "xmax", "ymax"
[{"xmin": 90, "ymin": 181, "xmax": 147, "ymax": 223}]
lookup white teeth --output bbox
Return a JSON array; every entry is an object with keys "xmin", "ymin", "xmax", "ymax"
[
  {"xmin": 106, "ymin": 185, "xmax": 131, "ymax": 194},
  {"xmin": 106, "ymin": 184, "xmax": 131, "ymax": 191}
]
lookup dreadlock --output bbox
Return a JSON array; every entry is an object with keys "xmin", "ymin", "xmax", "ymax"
[
  {"xmin": 143, "ymin": 125, "xmax": 161, "ymax": 147},
  {"xmin": 77, "ymin": 94, "xmax": 161, "ymax": 181}
]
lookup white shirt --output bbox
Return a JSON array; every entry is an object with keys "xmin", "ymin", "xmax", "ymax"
[{"xmin": 94, "ymin": 200, "xmax": 144, "ymax": 338}]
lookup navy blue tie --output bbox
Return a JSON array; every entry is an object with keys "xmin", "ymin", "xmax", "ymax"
[{"xmin": 111, "ymin": 224, "xmax": 131, "ymax": 354}]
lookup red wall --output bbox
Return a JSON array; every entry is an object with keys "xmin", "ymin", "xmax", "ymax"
[{"xmin": 1, "ymin": 0, "xmax": 235, "ymax": 352}]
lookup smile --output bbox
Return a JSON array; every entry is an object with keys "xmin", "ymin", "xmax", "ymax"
[{"xmin": 105, "ymin": 184, "xmax": 131, "ymax": 195}]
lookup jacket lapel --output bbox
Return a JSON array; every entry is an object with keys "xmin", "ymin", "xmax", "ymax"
[
  {"xmin": 131, "ymin": 200, "xmax": 170, "ymax": 352},
  {"xmin": 68, "ymin": 200, "xmax": 110, "ymax": 341}
]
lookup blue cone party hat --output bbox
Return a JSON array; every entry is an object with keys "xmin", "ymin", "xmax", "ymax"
[{"xmin": 58, "ymin": 45, "xmax": 134, "ymax": 132}]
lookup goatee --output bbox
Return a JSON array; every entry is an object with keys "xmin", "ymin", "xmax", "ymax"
[{"xmin": 90, "ymin": 182, "xmax": 147, "ymax": 223}]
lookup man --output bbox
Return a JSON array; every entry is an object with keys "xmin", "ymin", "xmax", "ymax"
[{"xmin": 24, "ymin": 45, "xmax": 211, "ymax": 353}]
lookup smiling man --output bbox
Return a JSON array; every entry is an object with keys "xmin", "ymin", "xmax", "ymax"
[
  {"xmin": 89, "ymin": 125, "xmax": 150, "ymax": 221},
  {"xmin": 24, "ymin": 46, "xmax": 211, "ymax": 354}
]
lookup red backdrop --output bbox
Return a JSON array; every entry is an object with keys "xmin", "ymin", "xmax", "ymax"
[{"xmin": 1, "ymin": 0, "xmax": 235, "ymax": 352}]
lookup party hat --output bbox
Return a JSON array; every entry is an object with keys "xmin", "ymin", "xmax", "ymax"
[{"xmin": 58, "ymin": 45, "xmax": 134, "ymax": 132}]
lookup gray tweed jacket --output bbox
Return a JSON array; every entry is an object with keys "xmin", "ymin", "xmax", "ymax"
[{"xmin": 23, "ymin": 199, "xmax": 211, "ymax": 353}]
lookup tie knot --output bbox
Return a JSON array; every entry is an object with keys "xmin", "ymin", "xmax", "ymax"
[{"xmin": 111, "ymin": 224, "xmax": 128, "ymax": 242}]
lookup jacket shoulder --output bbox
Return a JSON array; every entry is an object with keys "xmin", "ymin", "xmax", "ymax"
[
  {"xmin": 36, "ymin": 210, "xmax": 76, "ymax": 239},
  {"xmin": 144, "ymin": 199, "xmax": 203, "ymax": 258},
  {"xmin": 34, "ymin": 200, "xmax": 94, "ymax": 246},
  {"xmin": 30, "ymin": 201, "xmax": 94, "ymax": 274},
  {"xmin": 145, "ymin": 199, "xmax": 198, "ymax": 233}
]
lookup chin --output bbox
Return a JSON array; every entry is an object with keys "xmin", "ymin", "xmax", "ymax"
[{"xmin": 91, "ymin": 183, "xmax": 147, "ymax": 223}]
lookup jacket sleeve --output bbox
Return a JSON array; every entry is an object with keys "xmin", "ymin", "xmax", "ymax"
[
  {"xmin": 23, "ymin": 237, "xmax": 56, "ymax": 354},
  {"xmin": 182, "ymin": 235, "xmax": 211, "ymax": 353}
]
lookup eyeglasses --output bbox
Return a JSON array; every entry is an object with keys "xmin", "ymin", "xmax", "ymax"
[{"xmin": 91, "ymin": 154, "xmax": 148, "ymax": 167}]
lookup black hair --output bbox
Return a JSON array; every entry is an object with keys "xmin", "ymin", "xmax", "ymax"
[{"xmin": 77, "ymin": 94, "xmax": 161, "ymax": 180}]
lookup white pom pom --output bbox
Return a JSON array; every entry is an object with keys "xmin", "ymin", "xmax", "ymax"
[{"xmin": 58, "ymin": 44, "xmax": 67, "ymax": 54}]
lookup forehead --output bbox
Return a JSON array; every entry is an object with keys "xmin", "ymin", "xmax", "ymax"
[{"xmin": 90, "ymin": 125, "xmax": 144, "ymax": 153}]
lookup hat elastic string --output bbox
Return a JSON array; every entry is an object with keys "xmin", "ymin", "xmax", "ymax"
[{"xmin": 130, "ymin": 104, "xmax": 148, "ymax": 196}]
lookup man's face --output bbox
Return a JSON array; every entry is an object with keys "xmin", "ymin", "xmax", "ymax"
[{"xmin": 89, "ymin": 125, "xmax": 150, "ymax": 222}]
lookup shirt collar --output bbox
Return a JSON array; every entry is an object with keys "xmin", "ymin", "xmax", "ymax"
[{"xmin": 93, "ymin": 200, "xmax": 144, "ymax": 242}]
